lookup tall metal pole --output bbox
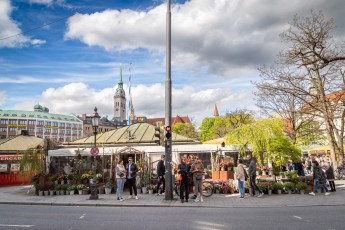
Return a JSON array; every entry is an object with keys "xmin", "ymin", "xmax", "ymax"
[
  {"xmin": 90, "ymin": 126, "xmax": 98, "ymax": 200},
  {"xmin": 165, "ymin": 0, "xmax": 173, "ymax": 200}
]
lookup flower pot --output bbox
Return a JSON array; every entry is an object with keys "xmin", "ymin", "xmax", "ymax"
[
  {"xmin": 69, "ymin": 190, "xmax": 75, "ymax": 195},
  {"xmin": 288, "ymin": 190, "xmax": 292, "ymax": 195},
  {"xmin": 268, "ymin": 190, "xmax": 272, "ymax": 196},
  {"xmin": 49, "ymin": 190, "xmax": 54, "ymax": 196},
  {"xmin": 82, "ymin": 188, "xmax": 89, "ymax": 195},
  {"xmin": 277, "ymin": 190, "xmax": 282, "ymax": 195},
  {"xmin": 78, "ymin": 190, "xmax": 83, "ymax": 195},
  {"xmin": 38, "ymin": 191, "xmax": 44, "ymax": 196},
  {"xmin": 300, "ymin": 190, "xmax": 305, "ymax": 195},
  {"xmin": 44, "ymin": 190, "xmax": 49, "ymax": 196},
  {"xmin": 60, "ymin": 190, "xmax": 65, "ymax": 195},
  {"xmin": 105, "ymin": 188, "xmax": 112, "ymax": 194},
  {"xmin": 148, "ymin": 189, "xmax": 153, "ymax": 195},
  {"xmin": 98, "ymin": 187, "xmax": 104, "ymax": 194},
  {"xmin": 137, "ymin": 188, "xmax": 142, "ymax": 194},
  {"xmin": 142, "ymin": 187, "xmax": 148, "ymax": 194}
]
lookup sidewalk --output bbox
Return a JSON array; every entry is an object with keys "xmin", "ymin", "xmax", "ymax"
[{"xmin": 0, "ymin": 180, "xmax": 344, "ymax": 208}]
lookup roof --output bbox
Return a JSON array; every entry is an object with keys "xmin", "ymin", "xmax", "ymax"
[
  {"xmin": 146, "ymin": 115, "xmax": 191, "ymax": 126},
  {"xmin": 0, "ymin": 135, "xmax": 44, "ymax": 152},
  {"xmin": 0, "ymin": 110, "xmax": 82, "ymax": 123},
  {"xmin": 203, "ymin": 137, "xmax": 224, "ymax": 145},
  {"xmin": 214, "ymin": 104, "xmax": 219, "ymax": 117},
  {"xmin": 65, "ymin": 123, "xmax": 199, "ymax": 146}
]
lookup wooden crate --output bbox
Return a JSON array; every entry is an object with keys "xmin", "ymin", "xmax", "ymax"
[{"xmin": 212, "ymin": 171, "xmax": 220, "ymax": 180}]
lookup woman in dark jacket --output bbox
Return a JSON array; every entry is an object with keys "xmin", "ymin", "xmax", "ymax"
[
  {"xmin": 178, "ymin": 158, "xmax": 190, "ymax": 203},
  {"xmin": 309, "ymin": 161, "xmax": 330, "ymax": 196},
  {"xmin": 325, "ymin": 165, "xmax": 336, "ymax": 192}
]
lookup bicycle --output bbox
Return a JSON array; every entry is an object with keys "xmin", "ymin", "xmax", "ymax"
[{"xmin": 174, "ymin": 179, "xmax": 214, "ymax": 197}]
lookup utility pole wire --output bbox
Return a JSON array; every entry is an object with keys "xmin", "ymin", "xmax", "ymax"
[{"xmin": 0, "ymin": 0, "xmax": 110, "ymax": 41}]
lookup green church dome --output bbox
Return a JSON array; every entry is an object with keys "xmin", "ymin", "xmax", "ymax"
[{"xmin": 34, "ymin": 104, "xmax": 43, "ymax": 110}]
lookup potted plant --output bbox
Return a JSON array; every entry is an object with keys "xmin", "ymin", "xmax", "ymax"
[
  {"xmin": 96, "ymin": 173, "xmax": 103, "ymax": 183},
  {"xmin": 77, "ymin": 184, "xmax": 86, "ymax": 195},
  {"xmin": 67, "ymin": 184, "xmax": 76, "ymax": 195},
  {"xmin": 147, "ymin": 184, "xmax": 154, "ymax": 194},
  {"xmin": 214, "ymin": 183, "xmax": 222, "ymax": 194},
  {"xmin": 54, "ymin": 184, "xmax": 62, "ymax": 195},
  {"xmin": 273, "ymin": 182, "xmax": 284, "ymax": 194},
  {"xmin": 60, "ymin": 184, "xmax": 68, "ymax": 195},
  {"xmin": 105, "ymin": 181, "xmax": 113, "ymax": 194},
  {"xmin": 81, "ymin": 173, "xmax": 91, "ymax": 184},
  {"xmin": 296, "ymin": 182, "xmax": 307, "ymax": 194},
  {"xmin": 284, "ymin": 182, "xmax": 295, "ymax": 194}
]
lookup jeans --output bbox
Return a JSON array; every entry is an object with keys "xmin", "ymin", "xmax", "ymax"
[
  {"xmin": 116, "ymin": 178, "xmax": 125, "ymax": 198},
  {"xmin": 193, "ymin": 175, "xmax": 202, "ymax": 196},
  {"xmin": 313, "ymin": 178, "xmax": 317, "ymax": 193},
  {"xmin": 127, "ymin": 177, "xmax": 137, "ymax": 196},
  {"xmin": 156, "ymin": 175, "xmax": 165, "ymax": 194},
  {"xmin": 238, "ymin": 179, "xmax": 245, "ymax": 197},
  {"xmin": 313, "ymin": 178, "xmax": 329, "ymax": 193}
]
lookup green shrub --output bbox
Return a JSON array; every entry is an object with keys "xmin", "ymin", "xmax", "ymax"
[
  {"xmin": 295, "ymin": 182, "xmax": 307, "ymax": 190},
  {"xmin": 273, "ymin": 182, "xmax": 284, "ymax": 190},
  {"xmin": 67, "ymin": 184, "xmax": 76, "ymax": 191},
  {"xmin": 284, "ymin": 182, "xmax": 295, "ymax": 190}
]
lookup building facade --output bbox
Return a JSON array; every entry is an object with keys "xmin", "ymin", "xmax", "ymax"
[{"xmin": 0, "ymin": 105, "xmax": 83, "ymax": 142}]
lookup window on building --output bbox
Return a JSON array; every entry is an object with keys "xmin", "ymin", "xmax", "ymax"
[
  {"xmin": 19, "ymin": 120, "xmax": 26, "ymax": 125},
  {"xmin": 53, "ymin": 122, "xmax": 58, "ymax": 126},
  {"xmin": 9, "ymin": 120, "xmax": 17, "ymax": 124},
  {"xmin": 12, "ymin": 114, "xmax": 17, "ymax": 117},
  {"xmin": 9, "ymin": 128, "xmax": 17, "ymax": 132},
  {"xmin": 28, "ymin": 120, "xmax": 35, "ymax": 125},
  {"xmin": 46, "ymin": 121, "xmax": 51, "ymax": 126},
  {"xmin": 66, "ymin": 130, "xmax": 71, "ymax": 134},
  {"xmin": 29, "ymin": 128, "xmax": 35, "ymax": 133},
  {"xmin": 38, "ymin": 121, "xmax": 44, "ymax": 126},
  {"xmin": 21, "ymin": 114, "xmax": 26, "ymax": 117},
  {"xmin": 0, "ymin": 128, "xmax": 6, "ymax": 132},
  {"xmin": 0, "ymin": 120, "xmax": 8, "ymax": 125}
]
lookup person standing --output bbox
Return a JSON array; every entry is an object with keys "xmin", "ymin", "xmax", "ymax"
[
  {"xmin": 115, "ymin": 159, "xmax": 126, "ymax": 201},
  {"xmin": 177, "ymin": 158, "xmax": 190, "ymax": 203},
  {"xmin": 325, "ymin": 164, "xmax": 336, "ymax": 192},
  {"xmin": 156, "ymin": 154, "xmax": 165, "ymax": 195},
  {"xmin": 309, "ymin": 160, "xmax": 330, "ymax": 196},
  {"xmin": 126, "ymin": 157, "xmax": 139, "ymax": 199},
  {"xmin": 191, "ymin": 157, "xmax": 204, "ymax": 202},
  {"xmin": 236, "ymin": 159, "xmax": 246, "ymax": 198},
  {"xmin": 246, "ymin": 154, "xmax": 263, "ymax": 197}
]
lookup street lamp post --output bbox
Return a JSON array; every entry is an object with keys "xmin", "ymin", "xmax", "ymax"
[{"xmin": 90, "ymin": 107, "xmax": 100, "ymax": 200}]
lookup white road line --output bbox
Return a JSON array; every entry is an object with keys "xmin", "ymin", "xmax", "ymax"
[
  {"xmin": 80, "ymin": 213, "xmax": 86, "ymax": 219},
  {"xmin": 293, "ymin": 216, "xmax": 303, "ymax": 220},
  {"xmin": 0, "ymin": 224, "xmax": 33, "ymax": 228}
]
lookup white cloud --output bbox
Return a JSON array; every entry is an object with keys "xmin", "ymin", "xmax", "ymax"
[
  {"xmin": 13, "ymin": 82, "xmax": 251, "ymax": 126},
  {"xmin": 0, "ymin": 91, "xmax": 6, "ymax": 106},
  {"xmin": 0, "ymin": 0, "xmax": 45, "ymax": 48},
  {"xmin": 65, "ymin": 0, "xmax": 345, "ymax": 77},
  {"xmin": 29, "ymin": 0, "xmax": 53, "ymax": 5}
]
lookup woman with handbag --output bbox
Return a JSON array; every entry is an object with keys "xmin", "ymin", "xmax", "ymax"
[
  {"xmin": 178, "ymin": 158, "xmax": 190, "ymax": 203},
  {"xmin": 116, "ymin": 159, "xmax": 127, "ymax": 201},
  {"xmin": 236, "ymin": 159, "xmax": 246, "ymax": 198}
]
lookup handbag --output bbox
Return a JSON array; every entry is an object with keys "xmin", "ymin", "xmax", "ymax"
[{"xmin": 176, "ymin": 174, "xmax": 182, "ymax": 181}]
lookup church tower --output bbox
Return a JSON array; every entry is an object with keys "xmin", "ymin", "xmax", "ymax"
[{"xmin": 113, "ymin": 65, "xmax": 127, "ymax": 122}]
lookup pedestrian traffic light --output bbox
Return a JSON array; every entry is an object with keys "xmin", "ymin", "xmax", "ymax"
[
  {"xmin": 154, "ymin": 127, "xmax": 161, "ymax": 145},
  {"xmin": 165, "ymin": 126, "xmax": 171, "ymax": 139}
]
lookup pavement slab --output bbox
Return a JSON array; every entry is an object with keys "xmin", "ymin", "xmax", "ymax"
[{"xmin": 0, "ymin": 180, "xmax": 344, "ymax": 208}]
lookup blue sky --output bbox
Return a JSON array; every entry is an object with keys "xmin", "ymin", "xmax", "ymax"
[{"xmin": 1, "ymin": 0, "xmax": 345, "ymax": 126}]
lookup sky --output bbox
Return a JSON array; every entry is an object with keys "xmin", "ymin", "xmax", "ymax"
[{"xmin": 1, "ymin": 0, "xmax": 345, "ymax": 127}]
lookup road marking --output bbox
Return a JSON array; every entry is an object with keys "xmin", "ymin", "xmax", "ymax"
[
  {"xmin": 80, "ymin": 213, "xmax": 86, "ymax": 219},
  {"xmin": 0, "ymin": 224, "xmax": 33, "ymax": 228},
  {"xmin": 293, "ymin": 216, "xmax": 303, "ymax": 220}
]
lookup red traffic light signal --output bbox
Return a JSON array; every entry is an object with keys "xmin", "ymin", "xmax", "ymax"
[{"xmin": 165, "ymin": 126, "xmax": 171, "ymax": 139}]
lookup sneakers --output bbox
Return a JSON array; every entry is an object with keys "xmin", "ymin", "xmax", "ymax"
[
  {"xmin": 200, "ymin": 197, "xmax": 204, "ymax": 203},
  {"xmin": 128, "ymin": 195, "xmax": 134, "ymax": 199},
  {"xmin": 180, "ymin": 199, "xmax": 184, "ymax": 203},
  {"xmin": 194, "ymin": 199, "xmax": 200, "ymax": 202},
  {"xmin": 120, "ymin": 197, "xmax": 125, "ymax": 202},
  {"xmin": 191, "ymin": 195, "xmax": 197, "ymax": 200},
  {"xmin": 309, "ymin": 192, "xmax": 316, "ymax": 196},
  {"xmin": 160, "ymin": 193, "xmax": 165, "ymax": 196},
  {"xmin": 135, "ymin": 196, "xmax": 138, "ymax": 200},
  {"xmin": 257, "ymin": 193, "xmax": 264, "ymax": 198},
  {"xmin": 185, "ymin": 199, "xmax": 188, "ymax": 202},
  {"xmin": 324, "ymin": 192, "xmax": 331, "ymax": 196}
]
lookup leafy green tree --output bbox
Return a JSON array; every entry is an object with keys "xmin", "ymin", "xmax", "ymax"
[
  {"xmin": 172, "ymin": 122, "xmax": 199, "ymax": 139},
  {"xmin": 199, "ymin": 118, "xmax": 215, "ymax": 142},
  {"xmin": 226, "ymin": 118, "xmax": 301, "ymax": 166}
]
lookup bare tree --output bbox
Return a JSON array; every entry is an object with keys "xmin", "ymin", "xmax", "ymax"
[
  {"xmin": 257, "ymin": 11, "xmax": 345, "ymax": 168},
  {"xmin": 254, "ymin": 68, "xmax": 324, "ymax": 145}
]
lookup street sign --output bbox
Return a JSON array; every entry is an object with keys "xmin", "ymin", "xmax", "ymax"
[{"xmin": 90, "ymin": 147, "xmax": 99, "ymax": 156}]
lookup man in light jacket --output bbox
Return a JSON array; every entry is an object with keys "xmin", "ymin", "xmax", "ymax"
[{"xmin": 236, "ymin": 159, "xmax": 246, "ymax": 198}]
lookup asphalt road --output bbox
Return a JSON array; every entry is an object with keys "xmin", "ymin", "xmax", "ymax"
[{"xmin": 0, "ymin": 204, "xmax": 343, "ymax": 230}]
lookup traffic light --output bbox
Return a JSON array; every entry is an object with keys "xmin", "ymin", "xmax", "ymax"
[
  {"xmin": 165, "ymin": 126, "xmax": 171, "ymax": 139},
  {"xmin": 154, "ymin": 126, "xmax": 162, "ymax": 145}
]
